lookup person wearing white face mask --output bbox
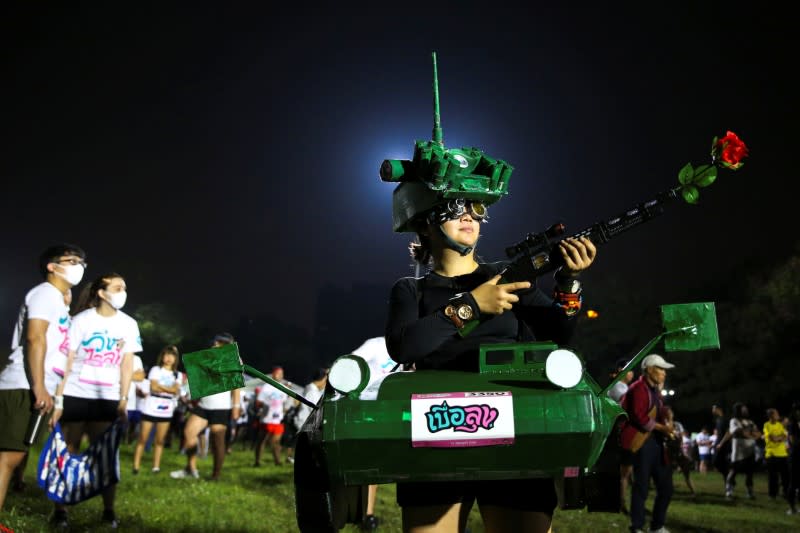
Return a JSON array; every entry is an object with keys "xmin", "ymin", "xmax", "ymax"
[
  {"xmin": 50, "ymin": 272, "xmax": 142, "ymax": 529},
  {"xmin": 0, "ymin": 243, "xmax": 86, "ymax": 512}
]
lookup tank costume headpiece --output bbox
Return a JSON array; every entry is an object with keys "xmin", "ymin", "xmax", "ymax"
[{"xmin": 380, "ymin": 52, "xmax": 514, "ymax": 256}]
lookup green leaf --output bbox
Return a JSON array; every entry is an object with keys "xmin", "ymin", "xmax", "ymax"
[
  {"xmin": 681, "ymin": 185, "xmax": 699, "ymax": 204},
  {"xmin": 693, "ymin": 165, "xmax": 717, "ymax": 188},
  {"xmin": 678, "ymin": 162, "xmax": 694, "ymax": 185}
]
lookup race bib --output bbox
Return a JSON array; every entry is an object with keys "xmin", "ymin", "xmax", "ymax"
[
  {"xmin": 410, "ymin": 391, "xmax": 515, "ymax": 448},
  {"xmin": 144, "ymin": 395, "xmax": 175, "ymax": 418}
]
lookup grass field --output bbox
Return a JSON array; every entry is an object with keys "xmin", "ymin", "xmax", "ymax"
[{"xmin": 1, "ymin": 437, "xmax": 797, "ymax": 532}]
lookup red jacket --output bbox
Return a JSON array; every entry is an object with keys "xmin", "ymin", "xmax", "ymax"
[{"xmin": 619, "ymin": 375, "xmax": 662, "ymax": 450}]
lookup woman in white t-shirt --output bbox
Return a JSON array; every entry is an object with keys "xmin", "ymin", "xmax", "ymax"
[
  {"xmin": 133, "ymin": 345, "xmax": 180, "ymax": 474},
  {"xmin": 51, "ymin": 272, "xmax": 141, "ymax": 528},
  {"xmin": 170, "ymin": 333, "xmax": 241, "ymax": 481}
]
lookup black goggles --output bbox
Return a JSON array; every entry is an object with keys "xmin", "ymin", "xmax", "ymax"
[{"xmin": 428, "ymin": 199, "xmax": 489, "ymax": 225}]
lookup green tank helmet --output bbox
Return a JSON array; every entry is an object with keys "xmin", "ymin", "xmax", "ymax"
[{"xmin": 381, "ymin": 52, "xmax": 513, "ymax": 236}]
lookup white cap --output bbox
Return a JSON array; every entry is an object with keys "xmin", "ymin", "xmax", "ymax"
[{"xmin": 641, "ymin": 354, "xmax": 675, "ymax": 370}]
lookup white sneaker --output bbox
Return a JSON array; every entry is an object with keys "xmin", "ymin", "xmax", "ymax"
[
  {"xmin": 650, "ymin": 528, "xmax": 670, "ymax": 533},
  {"xmin": 170, "ymin": 468, "xmax": 199, "ymax": 479},
  {"xmin": 287, "ymin": 457, "xmax": 295, "ymax": 464}
]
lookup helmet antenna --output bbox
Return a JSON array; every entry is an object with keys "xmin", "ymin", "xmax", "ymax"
[{"xmin": 432, "ymin": 51, "xmax": 443, "ymax": 147}]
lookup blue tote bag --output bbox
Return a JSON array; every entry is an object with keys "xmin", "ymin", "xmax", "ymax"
[{"xmin": 37, "ymin": 421, "xmax": 124, "ymax": 504}]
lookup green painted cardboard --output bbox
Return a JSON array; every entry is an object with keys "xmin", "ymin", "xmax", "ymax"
[
  {"xmin": 661, "ymin": 302, "xmax": 720, "ymax": 351},
  {"xmin": 182, "ymin": 343, "xmax": 245, "ymax": 400}
]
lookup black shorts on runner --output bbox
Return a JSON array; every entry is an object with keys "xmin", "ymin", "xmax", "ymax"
[
  {"xmin": 191, "ymin": 407, "xmax": 231, "ymax": 426},
  {"xmin": 141, "ymin": 413, "xmax": 172, "ymax": 424},
  {"xmin": 61, "ymin": 396, "xmax": 119, "ymax": 423}
]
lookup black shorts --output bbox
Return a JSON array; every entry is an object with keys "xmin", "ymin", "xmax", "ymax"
[
  {"xmin": 281, "ymin": 424, "xmax": 299, "ymax": 447},
  {"xmin": 127, "ymin": 409, "xmax": 141, "ymax": 424},
  {"xmin": 396, "ymin": 477, "xmax": 557, "ymax": 514},
  {"xmin": 191, "ymin": 407, "xmax": 231, "ymax": 426},
  {"xmin": 61, "ymin": 396, "xmax": 118, "ymax": 423},
  {"xmin": 141, "ymin": 413, "xmax": 172, "ymax": 424},
  {"xmin": 620, "ymin": 448, "xmax": 634, "ymax": 466}
]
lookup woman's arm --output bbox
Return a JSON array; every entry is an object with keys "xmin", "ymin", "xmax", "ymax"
[
  {"xmin": 385, "ymin": 278, "xmax": 461, "ymax": 364},
  {"xmin": 50, "ymin": 349, "xmax": 77, "ymax": 428},
  {"xmin": 512, "ymin": 237, "xmax": 597, "ymax": 343},
  {"xmin": 231, "ymin": 388, "xmax": 241, "ymax": 421},
  {"xmin": 118, "ymin": 353, "xmax": 133, "ymax": 419},
  {"xmin": 54, "ymin": 350, "xmax": 75, "ymax": 398},
  {"xmin": 150, "ymin": 378, "xmax": 180, "ymax": 395}
]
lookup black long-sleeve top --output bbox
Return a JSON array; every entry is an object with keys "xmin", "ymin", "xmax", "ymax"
[{"xmin": 385, "ymin": 262, "xmax": 578, "ymax": 372}]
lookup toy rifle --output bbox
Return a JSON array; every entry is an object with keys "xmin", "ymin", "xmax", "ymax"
[
  {"xmin": 502, "ymin": 130, "xmax": 749, "ymax": 284},
  {"xmin": 501, "ymin": 187, "xmax": 679, "ymax": 283}
]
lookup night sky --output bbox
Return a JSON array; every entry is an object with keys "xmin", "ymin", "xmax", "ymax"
[{"xmin": 1, "ymin": 4, "xmax": 795, "ymax": 341}]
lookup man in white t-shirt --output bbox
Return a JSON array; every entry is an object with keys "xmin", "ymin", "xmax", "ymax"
[
  {"xmin": 170, "ymin": 333, "xmax": 241, "ymax": 481},
  {"xmin": 293, "ymin": 368, "xmax": 328, "ymax": 431},
  {"xmin": 695, "ymin": 427, "xmax": 712, "ymax": 474},
  {"xmin": 254, "ymin": 366, "xmax": 289, "ymax": 467},
  {"xmin": 0, "ymin": 243, "xmax": 86, "ymax": 511}
]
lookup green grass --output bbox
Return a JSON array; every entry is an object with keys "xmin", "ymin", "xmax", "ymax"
[{"xmin": 1, "ymin": 438, "xmax": 797, "ymax": 532}]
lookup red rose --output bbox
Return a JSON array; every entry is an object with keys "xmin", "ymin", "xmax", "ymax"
[{"xmin": 715, "ymin": 131, "xmax": 749, "ymax": 170}]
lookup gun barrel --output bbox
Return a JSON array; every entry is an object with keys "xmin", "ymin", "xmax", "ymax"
[
  {"xmin": 502, "ymin": 189, "xmax": 681, "ymax": 283},
  {"xmin": 576, "ymin": 189, "xmax": 679, "ymax": 244}
]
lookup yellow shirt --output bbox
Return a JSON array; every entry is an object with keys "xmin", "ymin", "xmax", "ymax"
[{"xmin": 763, "ymin": 420, "xmax": 788, "ymax": 458}]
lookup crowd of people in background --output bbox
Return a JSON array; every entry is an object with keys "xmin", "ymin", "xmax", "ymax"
[
  {"xmin": 0, "ymin": 244, "xmax": 341, "ymax": 530},
  {"xmin": 610, "ymin": 353, "xmax": 800, "ymax": 533}
]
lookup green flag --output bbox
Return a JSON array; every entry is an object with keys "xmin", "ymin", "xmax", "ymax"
[
  {"xmin": 183, "ymin": 343, "xmax": 245, "ymax": 400},
  {"xmin": 661, "ymin": 302, "xmax": 720, "ymax": 351}
]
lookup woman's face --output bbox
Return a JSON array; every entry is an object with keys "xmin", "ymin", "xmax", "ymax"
[
  {"xmin": 162, "ymin": 353, "xmax": 176, "ymax": 369},
  {"xmin": 435, "ymin": 212, "xmax": 481, "ymax": 250},
  {"xmin": 99, "ymin": 277, "xmax": 127, "ymax": 309},
  {"xmin": 103, "ymin": 277, "xmax": 126, "ymax": 296}
]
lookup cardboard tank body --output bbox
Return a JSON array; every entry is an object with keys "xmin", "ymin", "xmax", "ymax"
[
  {"xmin": 290, "ymin": 303, "xmax": 717, "ymax": 531},
  {"xmin": 182, "ymin": 302, "xmax": 718, "ymax": 532}
]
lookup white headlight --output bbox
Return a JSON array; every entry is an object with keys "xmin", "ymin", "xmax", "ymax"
[
  {"xmin": 545, "ymin": 349, "xmax": 583, "ymax": 389},
  {"xmin": 328, "ymin": 355, "xmax": 371, "ymax": 395}
]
